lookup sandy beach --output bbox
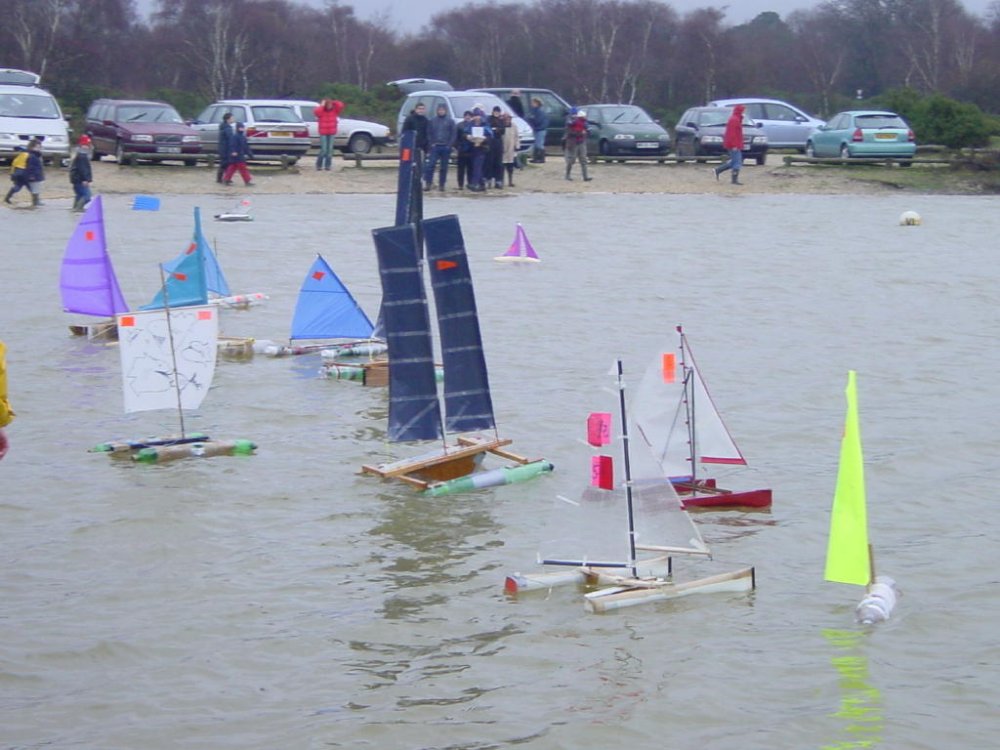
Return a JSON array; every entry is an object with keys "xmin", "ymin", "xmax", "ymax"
[{"xmin": 23, "ymin": 152, "xmax": 906, "ymax": 202}]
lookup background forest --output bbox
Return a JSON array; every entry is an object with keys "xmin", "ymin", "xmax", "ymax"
[{"xmin": 3, "ymin": 0, "xmax": 999, "ymax": 144}]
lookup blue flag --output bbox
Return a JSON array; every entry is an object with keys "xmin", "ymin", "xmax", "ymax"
[{"xmin": 131, "ymin": 195, "xmax": 161, "ymax": 211}]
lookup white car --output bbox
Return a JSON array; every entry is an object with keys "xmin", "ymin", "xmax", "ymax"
[
  {"xmin": 285, "ymin": 100, "xmax": 393, "ymax": 154},
  {"xmin": 0, "ymin": 68, "xmax": 70, "ymax": 164}
]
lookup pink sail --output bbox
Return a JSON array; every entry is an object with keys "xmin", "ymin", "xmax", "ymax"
[{"xmin": 494, "ymin": 223, "xmax": 541, "ymax": 262}]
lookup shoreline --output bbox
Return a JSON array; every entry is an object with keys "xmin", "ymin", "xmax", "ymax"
[{"xmin": 10, "ymin": 154, "xmax": 982, "ymax": 203}]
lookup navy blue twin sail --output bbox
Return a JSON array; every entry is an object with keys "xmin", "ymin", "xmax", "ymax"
[{"xmin": 372, "ymin": 213, "xmax": 495, "ymax": 443}]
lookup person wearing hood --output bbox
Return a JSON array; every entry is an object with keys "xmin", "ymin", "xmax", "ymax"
[
  {"xmin": 69, "ymin": 134, "xmax": 94, "ymax": 212},
  {"xmin": 314, "ymin": 98, "xmax": 345, "ymax": 171},
  {"xmin": 563, "ymin": 108, "xmax": 591, "ymax": 182},
  {"xmin": 714, "ymin": 104, "xmax": 745, "ymax": 185},
  {"xmin": 424, "ymin": 103, "xmax": 457, "ymax": 191}
]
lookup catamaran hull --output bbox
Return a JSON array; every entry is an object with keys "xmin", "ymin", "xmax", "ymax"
[
  {"xmin": 505, "ymin": 566, "xmax": 756, "ymax": 613},
  {"xmin": 132, "ymin": 439, "xmax": 257, "ymax": 463},
  {"xmin": 424, "ymin": 460, "xmax": 553, "ymax": 496},
  {"xmin": 69, "ymin": 321, "xmax": 118, "ymax": 340},
  {"xmin": 676, "ymin": 480, "xmax": 773, "ymax": 510}
]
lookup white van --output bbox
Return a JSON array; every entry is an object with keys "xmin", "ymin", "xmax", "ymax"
[{"xmin": 0, "ymin": 69, "xmax": 70, "ymax": 164}]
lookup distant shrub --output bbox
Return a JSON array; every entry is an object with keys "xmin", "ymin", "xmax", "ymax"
[{"xmin": 877, "ymin": 89, "xmax": 991, "ymax": 149}]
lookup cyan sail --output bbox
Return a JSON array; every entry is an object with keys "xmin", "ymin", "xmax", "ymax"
[
  {"xmin": 139, "ymin": 212, "xmax": 209, "ymax": 310},
  {"xmin": 424, "ymin": 214, "xmax": 495, "ymax": 434},
  {"xmin": 373, "ymin": 223, "xmax": 442, "ymax": 442},
  {"xmin": 290, "ymin": 255, "xmax": 374, "ymax": 340},
  {"xmin": 168, "ymin": 207, "xmax": 229, "ymax": 297},
  {"xmin": 59, "ymin": 195, "xmax": 129, "ymax": 317}
]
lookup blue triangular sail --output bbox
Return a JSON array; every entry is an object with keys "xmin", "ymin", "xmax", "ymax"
[
  {"xmin": 373, "ymin": 223, "xmax": 442, "ymax": 442},
  {"xmin": 424, "ymin": 214, "xmax": 495, "ymax": 433},
  {"xmin": 163, "ymin": 207, "xmax": 230, "ymax": 297},
  {"xmin": 139, "ymin": 219, "xmax": 209, "ymax": 310},
  {"xmin": 290, "ymin": 255, "xmax": 374, "ymax": 340}
]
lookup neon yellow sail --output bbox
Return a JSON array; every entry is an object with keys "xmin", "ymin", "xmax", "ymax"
[{"xmin": 824, "ymin": 371, "xmax": 871, "ymax": 587}]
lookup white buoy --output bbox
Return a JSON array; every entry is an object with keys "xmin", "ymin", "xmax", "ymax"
[
  {"xmin": 899, "ymin": 210, "xmax": 921, "ymax": 226},
  {"xmin": 856, "ymin": 575, "xmax": 898, "ymax": 624}
]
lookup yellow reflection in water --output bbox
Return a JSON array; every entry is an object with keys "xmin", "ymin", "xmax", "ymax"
[{"xmin": 822, "ymin": 628, "xmax": 884, "ymax": 749}]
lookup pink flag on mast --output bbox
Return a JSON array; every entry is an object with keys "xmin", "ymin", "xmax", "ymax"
[{"xmin": 494, "ymin": 223, "xmax": 541, "ymax": 262}]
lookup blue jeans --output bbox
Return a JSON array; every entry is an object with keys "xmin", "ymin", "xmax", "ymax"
[
  {"xmin": 533, "ymin": 129, "xmax": 547, "ymax": 152},
  {"xmin": 316, "ymin": 134, "xmax": 335, "ymax": 169},
  {"xmin": 717, "ymin": 148, "xmax": 743, "ymax": 174},
  {"xmin": 424, "ymin": 144, "xmax": 452, "ymax": 187},
  {"xmin": 73, "ymin": 182, "xmax": 91, "ymax": 205}
]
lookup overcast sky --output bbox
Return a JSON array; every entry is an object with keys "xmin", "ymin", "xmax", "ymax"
[{"xmin": 137, "ymin": 0, "xmax": 996, "ymax": 32}]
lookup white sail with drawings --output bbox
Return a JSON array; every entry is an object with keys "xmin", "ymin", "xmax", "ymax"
[{"xmin": 117, "ymin": 305, "xmax": 218, "ymax": 413}]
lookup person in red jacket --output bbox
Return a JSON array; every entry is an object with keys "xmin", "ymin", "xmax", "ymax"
[
  {"xmin": 714, "ymin": 104, "xmax": 745, "ymax": 185},
  {"xmin": 314, "ymin": 98, "xmax": 345, "ymax": 171}
]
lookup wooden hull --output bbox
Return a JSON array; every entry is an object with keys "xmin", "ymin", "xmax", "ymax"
[
  {"xmin": 218, "ymin": 336, "xmax": 255, "ymax": 359},
  {"xmin": 68, "ymin": 321, "xmax": 118, "ymax": 340},
  {"xmin": 675, "ymin": 479, "xmax": 772, "ymax": 510}
]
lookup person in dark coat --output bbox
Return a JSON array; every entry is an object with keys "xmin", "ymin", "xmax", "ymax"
[
  {"xmin": 69, "ymin": 134, "xmax": 94, "ymax": 211},
  {"xmin": 455, "ymin": 110, "xmax": 474, "ymax": 190},
  {"xmin": 216, "ymin": 112, "xmax": 234, "ymax": 183},
  {"xmin": 24, "ymin": 138, "xmax": 46, "ymax": 206},
  {"xmin": 402, "ymin": 102, "xmax": 429, "ymax": 176},
  {"xmin": 507, "ymin": 89, "xmax": 526, "ymax": 118},
  {"xmin": 487, "ymin": 106, "xmax": 506, "ymax": 189},
  {"xmin": 528, "ymin": 98, "xmax": 549, "ymax": 163},
  {"xmin": 221, "ymin": 122, "xmax": 254, "ymax": 186},
  {"xmin": 424, "ymin": 103, "xmax": 457, "ymax": 191}
]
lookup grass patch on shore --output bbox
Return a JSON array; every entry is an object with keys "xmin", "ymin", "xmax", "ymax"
[{"xmin": 845, "ymin": 162, "xmax": 1000, "ymax": 194}]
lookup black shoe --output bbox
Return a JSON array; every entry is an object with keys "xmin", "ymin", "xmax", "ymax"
[{"xmin": 583, "ymin": 177, "xmax": 593, "ymax": 182}]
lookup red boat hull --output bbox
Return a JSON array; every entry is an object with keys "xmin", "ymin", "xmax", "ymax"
[{"xmin": 675, "ymin": 480, "xmax": 773, "ymax": 510}]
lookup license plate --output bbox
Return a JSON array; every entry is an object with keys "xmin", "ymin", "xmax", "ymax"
[
  {"xmin": 875, "ymin": 133, "xmax": 897, "ymax": 140},
  {"xmin": 156, "ymin": 146, "xmax": 181, "ymax": 153},
  {"xmin": 636, "ymin": 142, "xmax": 659, "ymax": 149},
  {"xmin": 270, "ymin": 131, "xmax": 291, "ymax": 137}
]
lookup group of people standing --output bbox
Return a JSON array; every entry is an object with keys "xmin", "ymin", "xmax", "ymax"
[{"xmin": 404, "ymin": 102, "xmax": 520, "ymax": 193}]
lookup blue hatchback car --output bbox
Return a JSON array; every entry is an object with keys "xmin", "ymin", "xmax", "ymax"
[{"xmin": 805, "ymin": 110, "xmax": 916, "ymax": 161}]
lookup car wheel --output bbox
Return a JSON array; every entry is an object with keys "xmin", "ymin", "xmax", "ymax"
[
  {"xmin": 599, "ymin": 140, "xmax": 611, "ymax": 156},
  {"xmin": 184, "ymin": 159, "xmax": 197, "ymax": 167},
  {"xmin": 756, "ymin": 152, "xmax": 767, "ymax": 166},
  {"xmin": 805, "ymin": 142, "xmax": 816, "ymax": 158},
  {"xmin": 840, "ymin": 144, "xmax": 851, "ymax": 160},
  {"xmin": 347, "ymin": 133, "xmax": 373, "ymax": 154},
  {"xmin": 116, "ymin": 142, "xmax": 130, "ymax": 166},
  {"xmin": 899, "ymin": 159, "xmax": 913, "ymax": 168}
]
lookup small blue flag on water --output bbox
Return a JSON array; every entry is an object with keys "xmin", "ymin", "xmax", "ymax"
[{"xmin": 131, "ymin": 195, "xmax": 161, "ymax": 211}]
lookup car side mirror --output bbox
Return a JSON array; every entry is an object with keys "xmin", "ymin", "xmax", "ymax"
[
  {"xmin": 103, "ymin": 120, "xmax": 115, "ymax": 126},
  {"xmin": 685, "ymin": 122, "xmax": 697, "ymax": 129},
  {"xmin": 755, "ymin": 121, "xmax": 763, "ymax": 128},
  {"xmin": 795, "ymin": 115, "xmax": 807, "ymax": 122}
]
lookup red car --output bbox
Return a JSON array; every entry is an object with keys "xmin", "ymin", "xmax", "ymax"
[{"xmin": 85, "ymin": 98, "xmax": 203, "ymax": 166}]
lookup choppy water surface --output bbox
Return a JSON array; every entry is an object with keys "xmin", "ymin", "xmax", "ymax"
[{"xmin": 2, "ymin": 191, "xmax": 998, "ymax": 749}]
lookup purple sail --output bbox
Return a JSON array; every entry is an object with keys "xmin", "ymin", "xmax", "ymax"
[
  {"xmin": 494, "ymin": 223, "xmax": 541, "ymax": 262},
  {"xmin": 59, "ymin": 196, "xmax": 129, "ymax": 317}
]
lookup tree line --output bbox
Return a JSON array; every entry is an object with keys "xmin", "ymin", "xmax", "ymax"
[{"xmin": 3, "ymin": 0, "xmax": 999, "ymax": 139}]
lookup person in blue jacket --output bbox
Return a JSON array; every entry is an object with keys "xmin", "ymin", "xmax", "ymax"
[
  {"xmin": 460, "ymin": 109, "xmax": 493, "ymax": 192},
  {"xmin": 528, "ymin": 97, "xmax": 549, "ymax": 163}
]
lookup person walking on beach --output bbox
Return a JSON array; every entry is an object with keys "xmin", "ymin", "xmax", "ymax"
[
  {"xmin": 0, "ymin": 339, "xmax": 14, "ymax": 461},
  {"xmin": 714, "ymin": 104, "xmax": 745, "ymax": 185},
  {"xmin": 314, "ymin": 98, "xmax": 344, "ymax": 171},
  {"xmin": 221, "ymin": 122, "xmax": 254, "ymax": 186},
  {"xmin": 69, "ymin": 134, "xmax": 94, "ymax": 212},
  {"xmin": 24, "ymin": 139, "xmax": 46, "ymax": 206},
  {"xmin": 424, "ymin": 103, "xmax": 456, "ymax": 191},
  {"xmin": 216, "ymin": 112, "xmax": 234, "ymax": 183},
  {"xmin": 3, "ymin": 146, "xmax": 28, "ymax": 204},
  {"xmin": 563, "ymin": 109, "xmax": 591, "ymax": 182},
  {"xmin": 528, "ymin": 98, "xmax": 548, "ymax": 163}
]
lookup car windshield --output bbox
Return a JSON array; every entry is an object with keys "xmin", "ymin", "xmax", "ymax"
[
  {"xmin": 249, "ymin": 106, "xmax": 301, "ymax": 123},
  {"xmin": 119, "ymin": 105, "xmax": 184, "ymax": 123},
  {"xmin": 697, "ymin": 111, "xmax": 730, "ymax": 127},
  {"xmin": 855, "ymin": 114, "xmax": 906, "ymax": 129},
  {"xmin": 0, "ymin": 92, "xmax": 60, "ymax": 119},
  {"xmin": 601, "ymin": 106, "xmax": 652, "ymax": 124}
]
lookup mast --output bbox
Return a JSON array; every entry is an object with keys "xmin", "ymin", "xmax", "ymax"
[
  {"xmin": 677, "ymin": 326, "xmax": 698, "ymax": 483},
  {"xmin": 615, "ymin": 359, "xmax": 639, "ymax": 579},
  {"xmin": 157, "ymin": 264, "xmax": 186, "ymax": 439}
]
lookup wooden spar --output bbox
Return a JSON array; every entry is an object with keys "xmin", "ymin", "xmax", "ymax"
[
  {"xmin": 361, "ymin": 436, "xmax": 531, "ymax": 486},
  {"xmin": 868, "ymin": 543, "xmax": 876, "ymax": 589},
  {"xmin": 584, "ymin": 566, "xmax": 756, "ymax": 613}
]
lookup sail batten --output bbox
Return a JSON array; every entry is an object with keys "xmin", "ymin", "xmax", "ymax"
[
  {"xmin": 373, "ymin": 223, "xmax": 442, "ymax": 442},
  {"xmin": 425, "ymin": 215, "xmax": 495, "ymax": 434},
  {"xmin": 59, "ymin": 196, "xmax": 129, "ymax": 318}
]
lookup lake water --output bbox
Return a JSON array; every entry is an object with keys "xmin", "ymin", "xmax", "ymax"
[{"xmin": 2, "ymin": 191, "xmax": 998, "ymax": 749}]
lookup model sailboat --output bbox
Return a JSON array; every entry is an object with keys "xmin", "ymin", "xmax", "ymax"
[
  {"xmin": 360, "ymin": 214, "xmax": 552, "ymax": 494},
  {"xmin": 60, "ymin": 196, "xmax": 130, "ymax": 339},
  {"xmin": 825, "ymin": 371, "xmax": 898, "ymax": 624},
  {"xmin": 635, "ymin": 326, "xmax": 772, "ymax": 509},
  {"xmin": 258, "ymin": 254, "xmax": 388, "ymax": 378},
  {"xmin": 214, "ymin": 198, "xmax": 253, "ymax": 222},
  {"xmin": 494, "ymin": 223, "xmax": 541, "ymax": 263},
  {"xmin": 505, "ymin": 359, "xmax": 756, "ymax": 613},
  {"xmin": 91, "ymin": 257, "xmax": 257, "ymax": 462},
  {"xmin": 146, "ymin": 206, "xmax": 267, "ymax": 311}
]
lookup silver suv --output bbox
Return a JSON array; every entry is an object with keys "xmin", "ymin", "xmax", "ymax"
[
  {"xmin": 396, "ymin": 91, "xmax": 534, "ymax": 151},
  {"xmin": 189, "ymin": 99, "xmax": 311, "ymax": 164},
  {"xmin": 707, "ymin": 98, "xmax": 825, "ymax": 152}
]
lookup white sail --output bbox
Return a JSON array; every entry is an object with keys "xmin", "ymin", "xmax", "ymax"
[
  {"xmin": 117, "ymin": 305, "xmax": 219, "ymax": 413},
  {"xmin": 634, "ymin": 333, "xmax": 745, "ymax": 481}
]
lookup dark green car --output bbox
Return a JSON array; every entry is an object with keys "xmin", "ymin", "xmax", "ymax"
[{"xmin": 580, "ymin": 104, "xmax": 671, "ymax": 159}]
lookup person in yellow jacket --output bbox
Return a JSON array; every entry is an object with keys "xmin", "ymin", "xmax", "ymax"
[
  {"xmin": 4, "ymin": 147, "xmax": 29, "ymax": 204},
  {"xmin": 0, "ymin": 340, "xmax": 13, "ymax": 460}
]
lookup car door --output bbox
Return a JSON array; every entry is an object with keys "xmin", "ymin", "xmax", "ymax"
[
  {"xmin": 762, "ymin": 102, "xmax": 814, "ymax": 149},
  {"xmin": 88, "ymin": 102, "xmax": 112, "ymax": 156},
  {"xmin": 190, "ymin": 105, "xmax": 220, "ymax": 149},
  {"xmin": 530, "ymin": 91, "xmax": 569, "ymax": 146},
  {"xmin": 813, "ymin": 113, "xmax": 843, "ymax": 156}
]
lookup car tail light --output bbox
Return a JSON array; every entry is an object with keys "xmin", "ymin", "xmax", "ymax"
[
  {"xmin": 294, "ymin": 128, "xmax": 308, "ymax": 138},
  {"xmin": 907, "ymin": 129, "xmax": 915, "ymax": 142},
  {"xmin": 247, "ymin": 127, "xmax": 261, "ymax": 137},
  {"xmin": 851, "ymin": 128, "xmax": 863, "ymax": 142}
]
